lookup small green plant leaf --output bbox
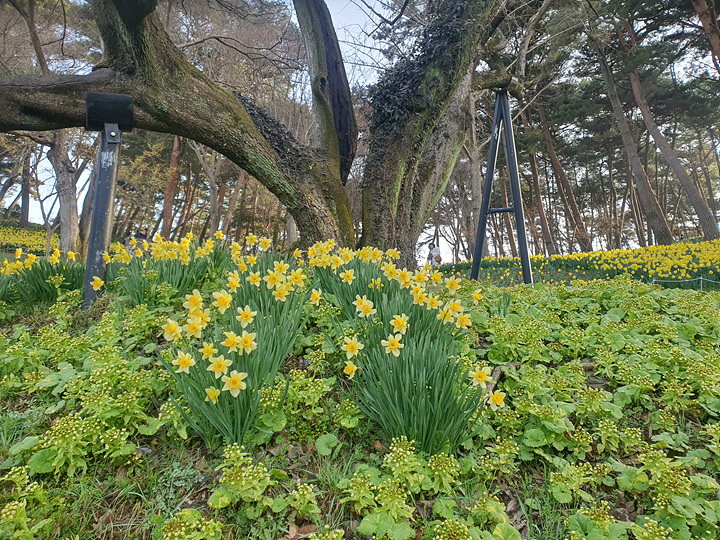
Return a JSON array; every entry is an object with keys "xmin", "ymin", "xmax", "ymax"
[
  {"xmin": 491, "ymin": 523, "xmax": 522, "ymax": 540},
  {"xmin": 550, "ymin": 482, "xmax": 573, "ymax": 503},
  {"xmin": 387, "ymin": 522, "xmax": 415, "ymax": 540},
  {"xmin": 27, "ymin": 447, "xmax": 58, "ymax": 474},
  {"xmin": 10, "ymin": 435, "xmax": 39, "ymax": 455},
  {"xmin": 522, "ymin": 428, "xmax": 546, "ymax": 448},
  {"xmin": 315, "ymin": 433, "xmax": 339, "ymax": 456}
]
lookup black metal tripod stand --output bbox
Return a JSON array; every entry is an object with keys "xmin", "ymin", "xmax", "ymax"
[{"xmin": 469, "ymin": 89, "xmax": 533, "ymax": 284}]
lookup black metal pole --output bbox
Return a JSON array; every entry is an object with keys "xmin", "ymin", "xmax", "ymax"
[
  {"xmin": 82, "ymin": 123, "xmax": 121, "ymax": 309},
  {"xmin": 500, "ymin": 92, "xmax": 534, "ymax": 284},
  {"xmin": 469, "ymin": 94, "xmax": 503, "ymax": 281}
]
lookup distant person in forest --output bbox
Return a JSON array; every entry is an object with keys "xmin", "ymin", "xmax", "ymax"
[{"xmin": 427, "ymin": 242, "xmax": 441, "ymax": 266}]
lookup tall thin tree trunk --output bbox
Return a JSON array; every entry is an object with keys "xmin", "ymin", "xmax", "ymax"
[
  {"xmin": 690, "ymin": 0, "xmax": 720, "ymax": 75},
  {"xmin": 19, "ymin": 155, "xmax": 30, "ymax": 227},
  {"xmin": 162, "ymin": 135, "xmax": 182, "ymax": 239},
  {"xmin": 79, "ymin": 170, "xmax": 97, "ymax": 261},
  {"xmin": 628, "ymin": 69, "xmax": 719, "ymax": 239},
  {"xmin": 212, "ymin": 184, "xmax": 226, "ymax": 235},
  {"xmin": 520, "ymin": 103, "xmax": 557, "ymax": 255},
  {"xmin": 537, "ymin": 103, "xmax": 592, "ymax": 252},
  {"xmin": 501, "ymin": 179, "xmax": 518, "ymax": 257},
  {"xmin": 222, "ymin": 170, "xmax": 245, "ymax": 235},
  {"xmin": 696, "ymin": 131, "xmax": 718, "ymax": 220},
  {"xmin": 47, "ymin": 131, "xmax": 80, "ymax": 253},
  {"xmin": 595, "ymin": 51, "xmax": 673, "ymax": 244}
]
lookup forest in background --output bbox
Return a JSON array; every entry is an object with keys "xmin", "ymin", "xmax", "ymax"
[{"xmin": 1, "ymin": 0, "xmax": 719, "ymax": 265}]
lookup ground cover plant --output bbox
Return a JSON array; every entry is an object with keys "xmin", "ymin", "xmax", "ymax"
[{"xmin": 0, "ymin": 236, "xmax": 719, "ymax": 539}]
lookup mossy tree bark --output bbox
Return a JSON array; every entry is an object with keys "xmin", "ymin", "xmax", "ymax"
[
  {"xmin": 360, "ymin": 0, "xmax": 504, "ymax": 265},
  {"xmin": 0, "ymin": 0, "xmax": 353, "ymax": 247},
  {"xmin": 1, "ymin": 0, "xmax": 506, "ymax": 255}
]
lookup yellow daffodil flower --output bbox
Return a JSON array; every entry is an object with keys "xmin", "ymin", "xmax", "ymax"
[
  {"xmin": 183, "ymin": 289, "xmax": 203, "ymax": 311},
  {"xmin": 339, "ymin": 269, "xmax": 355, "ymax": 284},
  {"xmin": 173, "ymin": 351, "xmax": 195, "ymax": 374},
  {"xmin": 236, "ymin": 305, "xmax": 257, "ymax": 328},
  {"xmin": 91, "ymin": 276, "xmax": 104, "ymax": 291},
  {"xmin": 200, "ymin": 342, "xmax": 218, "ymax": 359},
  {"xmin": 163, "ymin": 319, "xmax": 182, "ymax": 341},
  {"xmin": 309, "ymin": 289, "xmax": 322, "ymax": 305},
  {"xmin": 207, "ymin": 355, "xmax": 232, "ymax": 378},
  {"xmin": 222, "ymin": 370, "xmax": 248, "ymax": 397},
  {"xmin": 246, "ymin": 271, "xmax": 261, "ymax": 287},
  {"xmin": 344, "ymin": 361, "xmax": 358, "ymax": 379},
  {"xmin": 205, "ymin": 387, "xmax": 221, "ymax": 404},
  {"xmin": 239, "ymin": 331, "xmax": 257, "ymax": 355},
  {"xmin": 341, "ymin": 336, "xmax": 364, "ymax": 359},
  {"xmin": 391, "ymin": 314, "xmax": 410, "ymax": 334},
  {"xmin": 212, "ymin": 290, "xmax": 233, "ymax": 314},
  {"xmin": 471, "ymin": 367, "xmax": 492, "ymax": 387},
  {"xmin": 489, "ymin": 390, "xmax": 506, "ymax": 411},
  {"xmin": 184, "ymin": 318, "xmax": 203, "ymax": 339},
  {"xmin": 223, "ymin": 331, "xmax": 239, "ymax": 352},
  {"xmin": 272, "ymin": 284, "xmax": 290, "ymax": 302},
  {"xmin": 381, "ymin": 334, "xmax": 404, "ymax": 357}
]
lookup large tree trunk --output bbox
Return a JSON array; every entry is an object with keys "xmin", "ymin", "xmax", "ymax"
[
  {"xmin": 161, "ymin": 135, "xmax": 182, "ymax": 239},
  {"xmin": 360, "ymin": 0, "xmax": 505, "ymax": 263},
  {"xmin": 47, "ymin": 130, "xmax": 80, "ymax": 253},
  {"xmin": 0, "ymin": 0, "xmax": 353, "ymax": 247},
  {"xmin": 363, "ymin": 70, "xmax": 476, "ymax": 266},
  {"xmin": 595, "ymin": 51, "xmax": 673, "ymax": 244},
  {"xmin": 628, "ymin": 69, "xmax": 719, "ymax": 239}
]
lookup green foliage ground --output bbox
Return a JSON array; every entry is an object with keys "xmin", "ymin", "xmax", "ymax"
[{"xmin": 1, "ymin": 246, "xmax": 720, "ymax": 540}]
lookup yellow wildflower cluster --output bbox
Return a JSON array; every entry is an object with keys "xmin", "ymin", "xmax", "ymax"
[
  {"xmin": 472, "ymin": 239, "xmax": 720, "ymax": 285},
  {"xmin": 158, "ymin": 235, "xmax": 299, "ymax": 407},
  {"xmin": 102, "ymin": 231, "xmax": 274, "ymax": 266},
  {"xmin": 0, "ymin": 224, "xmax": 58, "ymax": 254},
  {"xmin": 0, "ymin": 246, "xmax": 76, "ymax": 275},
  {"xmin": 1, "ymin": 248, "xmax": 36, "ymax": 275}
]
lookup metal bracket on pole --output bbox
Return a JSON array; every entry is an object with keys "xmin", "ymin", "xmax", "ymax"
[
  {"xmin": 469, "ymin": 88, "xmax": 533, "ymax": 284},
  {"xmin": 82, "ymin": 93, "xmax": 133, "ymax": 309}
]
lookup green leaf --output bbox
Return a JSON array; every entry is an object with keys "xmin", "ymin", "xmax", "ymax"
[
  {"xmin": 491, "ymin": 523, "xmax": 522, "ymax": 540},
  {"xmin": 208, "ymin": 486, "xmax": 232, "ymax": 509},
  {"xmin": 690, "ymin": 473, "xmax": 720, "ymax": 491},
  {"xmin": 270, "ymin": 469, "xmax": 289, "ymax": 481},
  {"xmin": 616, "ymin": 469, "xmax": 649, "ymax": 492},
  {"xmin": 315, "ymin": 433, "xmax": 339, "ymax": 456},
  {"xmin": 138, "ymin": 417, "xmax": 165, "ymax": 436},
  {"xmin": 272, "ymin": 495, "xmax": 289, "ymax": 513},
  {"xmin": 567, "ymin": 514, "xmax": 611, "ymax": 540},
  {"xmin": 523, "ymin": 428, "xmax": 546, "ymax": 448},
  {"xmin": 260, "ymin": 409, "xmax": 286, "ymax": 432},
  {"xmin": 27, "ymin": 447, "xmax": 58, "ymax": 474},
  {"xmin": 432, "ymin": 498, "xmax": 457, "ymax": 519},
  {"xmin": 10, "ymin": 435, "xmax": 39, "ymax": 455},
  {"xmin": 387, "ymin": 522, "xmax": 415, "ymax": 540},
  {"xmin": 357, "ymin": 513, "xmax": 382, "ymax": 536},
  {"xmin": 550, "ymin": 482, "xmax": 573, "ymax": 503}
]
